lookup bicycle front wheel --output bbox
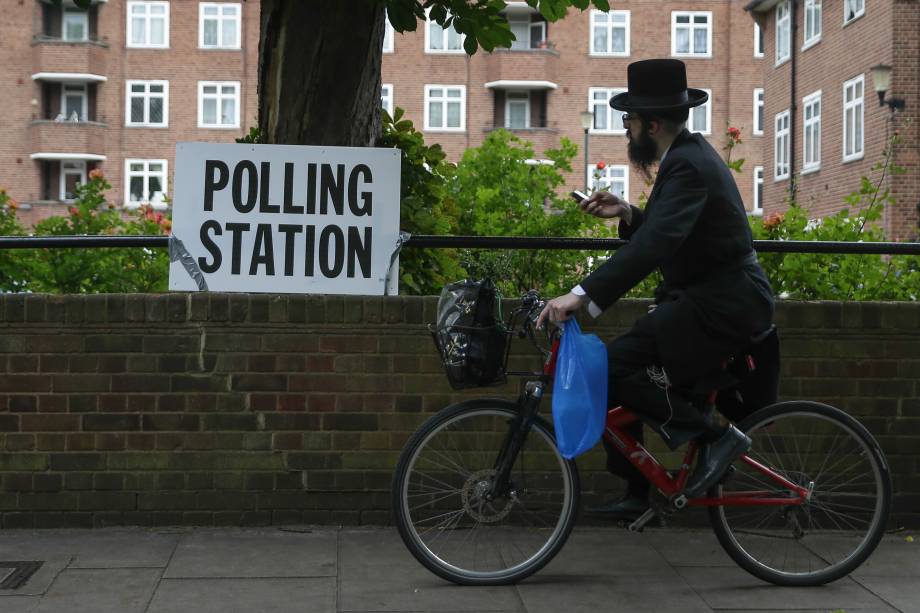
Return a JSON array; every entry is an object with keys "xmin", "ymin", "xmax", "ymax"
[
  {"xmin": 392, "ymin": 399, "xmax": 580, "ymax": 585},
  {"xmin": 710, "ymin": 401, "xmax": 891, "ymax": 586}
]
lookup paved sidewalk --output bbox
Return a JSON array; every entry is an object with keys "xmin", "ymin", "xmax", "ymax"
[{"xmin": 0, "ymin": 526, "xmax": 915, "ymax": 613}]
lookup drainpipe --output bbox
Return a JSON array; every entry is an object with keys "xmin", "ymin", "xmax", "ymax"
[{"xmin": 789, "ymin": 0, "xmax": 798, "ymax": 201}]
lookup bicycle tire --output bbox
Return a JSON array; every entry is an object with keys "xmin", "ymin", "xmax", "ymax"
[
  {"xmin": 392, "ymin": 399, "xmax": 580, "ymax": 585},
  {"xmin": 709, "ymin": 400, "xmax": 891, "ymax": 586}
]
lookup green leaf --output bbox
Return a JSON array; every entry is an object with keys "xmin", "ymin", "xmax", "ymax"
[{"xmin": 463, "ymin": 34, "xmax": 479, "ymax": 55}]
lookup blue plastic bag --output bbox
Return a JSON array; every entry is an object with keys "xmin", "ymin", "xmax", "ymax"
[{"xmin": 551, "ymin": 318, "xmax": 608, "ymax": 459}]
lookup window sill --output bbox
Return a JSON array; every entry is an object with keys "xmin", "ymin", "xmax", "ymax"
[
  {"xmin": 753, "ymin": 130, "xmax": 764, "ymax": 136},
  {"xmin": 588, "ymin": 129, "xmax": 627, "ymax": 136},
  {"xmin": 801, "ymin": 164, "xmax": 821, "ymax": 175},
  {"xmin": 774, "ymin": 174, "xmax": 790, "ymax": 182},
  {"xmin": 424, "ymin": 49, "xmax": 466, "ymax": 55},
  {"xmin": 198, "ymin": 125, "xmax": 242, "ymax": 130},
  {"xmin": 590, "ymin": 51, "xmax": 630, "ymax": 58},
  {"xmin": 842, "ymin": 153, "xmax": 864, "ymax": 164},
  {"xmin": 843, "ymin": 12, "xmax": 866, "ymax": 27},
  {"xmin": 424, "ymin": 128, "xmax": 466, "ymax": 133},
  {"xmin": 198, "ymin": 46, "xmax": 242, "ymax": 51},
  {"xmin": 671, "ymin": 52, "xmax": 712, "ymax": 59},
  {"xmin": 774, "ymin": 56, "xmax": 790, "ymax": 68},
  {"xmin": 754, "ymin": 52, "xmax": 764, "ymax": 59},
  {"xmin": 126, "ymin": 45, "xmax": 170, "ymax": 50},
  {"xmin": 749, "ymin": 209, "xmax": 764, "ymax": 217},
  {"xmin": 123, "ymin": 202, "xmax": 169, "ymax": 210},
  {"xmin": 801, "ymin": 37, "xmax": 821, "ymax": 52},
  {"xmin": 126, "ymin": 124, "xmax": 169, "ymax": 129}
]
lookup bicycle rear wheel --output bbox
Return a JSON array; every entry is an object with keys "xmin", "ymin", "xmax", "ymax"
[
  {"xmin": 392, "ymin": 399, "xmax": 580, "ymax": 585},
  {"xmin": 709, "ymin": 401, "xmax": 891, "ymax": 586}
]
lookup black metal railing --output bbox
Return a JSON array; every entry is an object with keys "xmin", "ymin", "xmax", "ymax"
[{"xmin": 1, "ymin": 235, "xmax": 920, "ymax": 256}]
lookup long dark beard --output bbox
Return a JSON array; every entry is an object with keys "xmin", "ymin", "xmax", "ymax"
[{"xmin": 627, "ymin": 128, "xmax": 658, "ymax": 182}]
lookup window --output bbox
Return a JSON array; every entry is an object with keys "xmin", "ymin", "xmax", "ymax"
[
  {"xmin": 752, "ymin": 166, "xmax": 764, "ymax": 216},
  {"xmin": 754, "ymin": 23, "xmax": 764, "ymax": 57},
  {"xmin": 775, "ymin": 1, "xmax": 790, "ymax": 65},
  {"xmin": 690, "ymin": 89, "xmax": 712, "ymax": 135},
  {"xmin": 125, "ymin": 159, "xmax": 167, "ymax": 208},
  {"xmin": 844, "ymin": 0, "xmax": 865, "ymax": 23},
  {"xmin": 60, "ymin": 160, "xmax": 86, "ymax": 201},
  {"xmin": 590, "ymin": 165, "xmax": 629, "ymax": 201},
  {"xmin": 591, "ymin": 10, "xmax": 629, "ymax": 56},
  {"xmin": 199, "ymin": 3, "xmax": 241, "ymax": 49},
  {"xmin": 804, "ymin": 0, "xmax": 821, "ymax": 48},
  {"xmin": 198, "ymin": 81, "xmax": 240, "ymax": 128},
  {"xmin": 62, "ymin": 83, "xmax": 87, "ymax": 121},
  {"xmin": 381, "ymin": 84, "xmax": 393, "ymax": 115},
  {"xmin": 753, "ymin": 88, "xmax": 764, "ymax": 135},
  {"xmin": 425, "ymin": 10, "xmax": 463, "ymax": 53},
  {"xmin": 589, "ymin": 87, "xmax": 627, "ymax": 134},
  {"xmin": 672, "ymin": 11, "xmax": 711, "ymax": 57},
  {"xmin": 63, "ymin": 8, "xmax": 88, "ymax": 41},
  {"xmin": 383, "ymin": 13, "xmax": 394, "ymax": 52},
  {"xmin": 506, "ymin": 92, "xmax": 530, "ymax": 129},
  {"xmin": 774, "ymin": 110, "xmax": 790, "ymax": 180},
  {"xmin": 424, "ymin": 85, "xmax": 465, "ymax": 131},
  {"xmin": 126, "ymin": 80, "xmax": 168, "ymax": 127},
  {"xmin": 803, "ymin": 91, "xmax": 821, "ymax": 171},
  {"xmin": 508, "ymin": 14, "xmax": 546, "ymax": 50},
  {"xmin": 127, "ymin": 1, "xmax": 169, "ymax": 48},
  {"xmin": 843, "ymin": 75, "xmax": 864, "ymax": 161}
]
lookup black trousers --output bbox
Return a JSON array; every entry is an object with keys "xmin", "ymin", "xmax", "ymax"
[{"xmin": 603, "ymin": 311, "xmax": 719, "ymax": 497}]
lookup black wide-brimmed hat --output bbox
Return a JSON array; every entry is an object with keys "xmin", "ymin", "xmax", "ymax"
[{"xmin": 609, "ymin": 59, "xmax": 708, "ymax": 112}]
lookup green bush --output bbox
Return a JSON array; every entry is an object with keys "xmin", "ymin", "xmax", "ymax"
[{"xmin": 0, "ymin": 188, "xmax": 29, "ymax": 292}]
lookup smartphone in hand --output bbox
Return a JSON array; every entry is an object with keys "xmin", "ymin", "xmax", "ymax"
[{"xmin": 570, "ymin": 190, "xmax": 589, "ymax": 203}]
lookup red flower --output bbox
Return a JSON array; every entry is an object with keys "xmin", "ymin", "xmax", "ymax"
[
  {"xmin": 88, "ymin": 168, "xmax": 104, "ymax": 180},
  {"xmin": 596, "ymin": 161, "xmax": 606, "ymax": 170},
  {"xmin": 68, "ymin": 206, "xmax": 78, "ymax": 216}
]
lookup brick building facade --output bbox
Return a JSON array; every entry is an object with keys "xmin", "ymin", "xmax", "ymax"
[
  {"xmin": 382, "ymin": 0, "xmax": 767, "ymax": 214},
  {"xmin": 746, "ymin": 0, "xmax": 919, "ymax": 240},
  {"xmin": 0, "ymin": 0, "xmax": 259, "ymax": 227}
]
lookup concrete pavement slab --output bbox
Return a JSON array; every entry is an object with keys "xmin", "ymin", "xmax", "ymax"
[
  {"xmin": 516, "ymin": 574, "xmax": 713, "ymax": 613},
  {"xmin": 0, "ymin": 595, "xmax": 40, "ymax": 612},
  {"xmin": 164, "ymin": 528, "xmax": 336, "ymax": 579},
  {"xmin": 853, "ymin": 535, "xmax": 920, "ymax": 578},
  {"xmin": 538, "ymin": 528, "xmax": 677, "ymax": 576},
  {"xmin": 851, "ymin": 576, "xmax": 920, "ymax": 613},
  {"xmin": 0, "ymin": 529, "xmax": 179, "ymax": 569},
  {"xmin": 338, "ymin": 528, "xmax": 522, "ymax": 612},
  {"xmin": 31, "ymin": 568, "xmax": 160, "ymax": 613},
  {"xmin": 676, "ymin": 566, "xmax": 894, "ymax": 611},
  {"xmin": 146, "ymin": 578, "xmax": 335, "ymax": 613},
  {"xmin": 641, "ymin": 529, "xmax": 737, "ymax": 567}
]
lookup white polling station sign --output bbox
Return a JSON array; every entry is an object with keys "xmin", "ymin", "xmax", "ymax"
[{"xmin": 169, "ymin": 142, "xmax": 401, "ymax": 294}]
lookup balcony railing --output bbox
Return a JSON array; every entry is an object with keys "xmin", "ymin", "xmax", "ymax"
[
  {"xmin": 32, "ymin": 37, "xmax": 108, "ymax": 78},
  {"xmin": 30, "ymin": 120, "xmax": 107, "ymax": 157},
  {"xmin": 486, "ymin": 47, "xmax": 559, "ymax": 84}
]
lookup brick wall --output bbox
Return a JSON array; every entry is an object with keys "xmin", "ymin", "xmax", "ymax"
[{"xmin": 0, "ymin": 294, "xmax": 917, "ymax": 529}]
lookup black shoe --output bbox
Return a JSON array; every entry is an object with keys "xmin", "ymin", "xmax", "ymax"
[
  {"xmin": 684, "ymin": 425, "xmax": 751, "ymax": 498},
  {"xmin": 585, "ymin": 493, "xmax": 650, "ymax": 519}
]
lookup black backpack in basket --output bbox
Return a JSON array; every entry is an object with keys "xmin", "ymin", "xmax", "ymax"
[{"xmin": 430, "ymin": 279, "xmax": 508, "ymax": 390}]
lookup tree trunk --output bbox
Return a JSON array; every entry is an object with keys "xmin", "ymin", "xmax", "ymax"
[{"xmin": 258, "ymin": 0, "xmax": 384, "ymax": 146}]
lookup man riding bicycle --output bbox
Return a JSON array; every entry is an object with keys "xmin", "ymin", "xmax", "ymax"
[{"xmin": 535, "ymin": 59, "xmax": 777, "ymax": 516}]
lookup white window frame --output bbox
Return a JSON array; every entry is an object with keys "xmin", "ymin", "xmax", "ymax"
[
  {"xmin": 60, "ymin": 160, "xmax": 86, "ymax": 202},
  {"xmin": 843, "ymin": 74, "xmax": 865, "ymax": 162},
  {"xmin": 775, "ymin": 1, "xmax": 791, "ymax": 66},
  {"xmin": 198, "ymin": 81, "xmax": 241, "ymax": 129},
  {"xmin": 754, "ymin": 23, "xmax": 764, "ymax": 58},
  {"xmin": 803, "ymin": 0, "xmax": 821, "ymax": 50},
  {"xmin": 126, "ymin": 1, "xmax": 169, "ymax": 49},
  {"xmin": 199, "ymin": 3, "xmax": 242, "ymax": 50},
  {"xmin": 63, "ymin": 8, "xmax": 89, "ymax": 42},
  {"xmin": 505, "ymin": 91, "xmax": 530, "ymax": 129},
  {"xmin": 802, "ymin": 90, "xmax": 822, "ymax": 172},
  {"xmin": 61, "ymin": 83, "xmax": 88, "ymax": 122},
  {"xmin": 753, "ymin": 88, "xmax": 764, "ymax": 135},
  {"xmin": 590, "ymin": 10, "xmax": 630, "ymax": 57},
  {"xmin": 381, "ymin": 84, "xmax": 393, "ymax": 115},
  {"xmin": 124, "ymin": 159, "xmax": 168, "ymax": 209},
  {"xmin": 424, "ymin": 10, "xmax": 464, "ymax": 54},
  {"xmin": 125, "ymin": 80, "xmax": 168, "ymax": 127},
  {"xmin": 690, "ymin": 88, "xmax": 712, "ymax": 135},
  {"xmin": 671, "ymin": 11, "xmax": 712, "ymax": 58},
  {"xmin": 383, "ymin": 12, "xmax": 394, "ymax": 53},
  {"xmin": 588, "ymin": 87, "xmax": 627, "ymax": 135},
  {"xmin": 589, "ymin": 164, "xmax": 629, "ymax": 201},
  {"xmin": 424, "ymin": 84, "xmax": 466, "ymax": 132},
  {"xmin": 844, "ymin": 0, "xmax": 865, "ymax": 24},
  {"xmin": 752, "ymin": 166, "xmax": 764, "ymax": 216},
  {"xmin": 774, "ymin": 109, "xmax": 790, "ymax": 180}
]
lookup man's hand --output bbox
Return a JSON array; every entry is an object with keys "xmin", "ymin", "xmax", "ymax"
[
  {"xmin": 535, "ymin": 292, "xmax": 590, "ymax": 330},
  {"xmin": 580, "ymin": 191, "xmax": 632, "ymax": 224}
]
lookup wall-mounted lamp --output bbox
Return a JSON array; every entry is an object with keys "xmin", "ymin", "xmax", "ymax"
[{"xmin": 870, "ymin": 64, "xmax": 905, "ymax": 111}]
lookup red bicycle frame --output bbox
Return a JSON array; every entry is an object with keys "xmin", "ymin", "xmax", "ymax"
[{"xmin": 542, "ymin": 335, "xmax": 808, "ymax": 507}]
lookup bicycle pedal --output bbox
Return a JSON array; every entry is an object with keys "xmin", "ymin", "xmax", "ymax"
[{"xmin": 627, "ymin": 508, "xmax": 657, "ymax": 533}]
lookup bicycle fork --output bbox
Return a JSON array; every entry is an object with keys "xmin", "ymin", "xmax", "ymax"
[{"xmin": 487, "ymin": 381, "xmax": 546, "ymax": 500}]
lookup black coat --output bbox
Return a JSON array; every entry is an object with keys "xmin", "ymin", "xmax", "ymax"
[{"xmin": 580, "ymin": 129, "xmax": 777, "ymax": 401}]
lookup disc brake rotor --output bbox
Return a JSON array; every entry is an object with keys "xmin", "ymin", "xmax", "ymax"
[{"xmin": 461, "ymin": 469, "xmax": 515, "ymax": 523}]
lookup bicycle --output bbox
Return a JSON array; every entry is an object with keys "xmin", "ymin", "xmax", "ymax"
[{"xmin": 392, "ymin": 290, "xmax": 892, "ymax": 587}]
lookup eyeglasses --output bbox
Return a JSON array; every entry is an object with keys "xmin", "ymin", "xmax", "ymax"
[{"xmin": 621, "ymin": 113, "xmax": 636, "ymax": 129}]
